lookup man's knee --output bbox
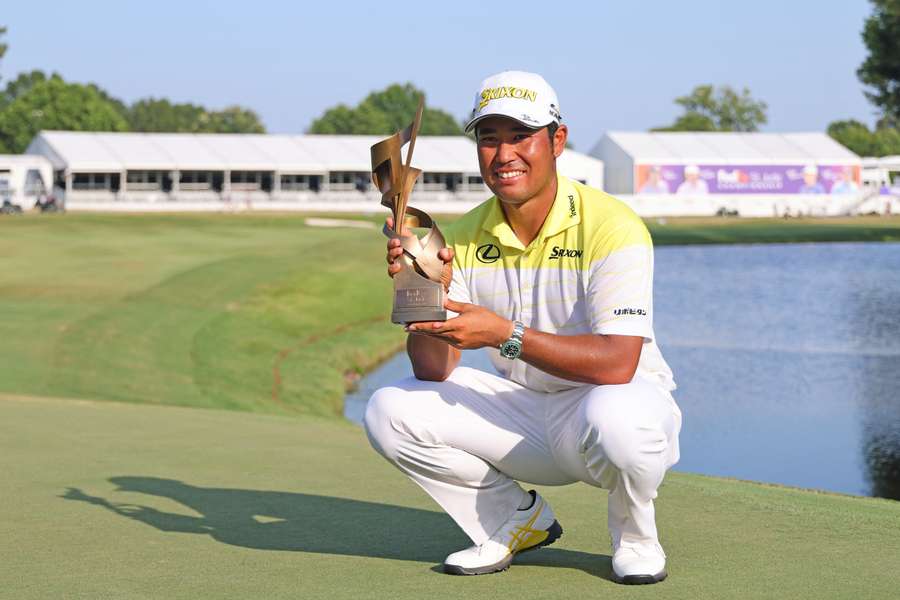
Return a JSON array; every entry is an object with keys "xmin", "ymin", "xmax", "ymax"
[
  {"xmin": 580, "ymin": 385, "xmax": 671, "ymax": 477},
  {"xmin": 363, "ymin": 386, "xmax": 406, "ymax": 461}
]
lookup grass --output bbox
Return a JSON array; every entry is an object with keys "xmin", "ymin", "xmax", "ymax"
[
  {"xmin": 1, "ymin": 394, "xmax": 898, "ymax": 600},
  {"xmin": 645, "ymin": 215, "xmax": 900, "ymax": 245},
  {"xmin": 1, "ymin": 213, "xmax": 899, "ymax": 598},
  {"xmin": 0, "ymin": 213, "xmax": 404, "ymax": 417},
  {"xmin": 2, "ymin": 212, "xmax": 898, "ymax": 418}
]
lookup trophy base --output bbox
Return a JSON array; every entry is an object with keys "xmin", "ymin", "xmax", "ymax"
[
  {"xmin": 392, "ymin": 267, "xmax": 447, "ymax": 325},
  {"xmin": 392, "ymin": 307, "xmax": 448, "ymax": 325}
]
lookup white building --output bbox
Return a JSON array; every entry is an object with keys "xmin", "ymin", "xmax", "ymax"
[
  {"xmin": 591, "ymin": 131, "xmax": 869, "ymax": 216},
  {"xmin": 25, "ymin": 131, "xmax": 604, "ymax": 212},
  {"xmin": 0, "ymin": 155, "xmax": 54, "ymax": 210}
]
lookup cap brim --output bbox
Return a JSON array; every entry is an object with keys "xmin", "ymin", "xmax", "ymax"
[{"xmin": 464, "ymin": 111, "xmax": 554, "ymax": 133}]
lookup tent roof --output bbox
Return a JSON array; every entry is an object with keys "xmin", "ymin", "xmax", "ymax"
[
  {"xmin": 593, "ymin": 131, "xmax": 860, "ymax": 164},
  {"xmin": 26, "ymin": 131, "xmax": 603, "ymax": 182}
]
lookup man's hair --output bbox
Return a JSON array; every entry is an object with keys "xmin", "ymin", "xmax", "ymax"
[{"xmin": 546, "ymin": 122, "xmax": 559, "ymax": 142}]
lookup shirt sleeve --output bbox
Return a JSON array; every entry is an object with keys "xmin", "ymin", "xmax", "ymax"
[{"xmin": 585, "ymin": 219, "xmax": 655, "ymax": 341}]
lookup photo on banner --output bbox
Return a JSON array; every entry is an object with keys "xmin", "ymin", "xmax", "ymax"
[{"xmin": 634, "ymin": 164, "xmax": 862, "ymax": 194}]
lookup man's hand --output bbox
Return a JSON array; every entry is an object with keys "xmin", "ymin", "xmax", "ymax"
[
  {"xmin": 407, "ymin": 299, "xmax": 513, "ymax": 350},
  {"xmin": 385, "ymin": 216, "xmax": 453, "ymax": 291}
]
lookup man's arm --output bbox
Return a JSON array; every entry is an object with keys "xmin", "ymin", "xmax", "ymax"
[
  {"xmin": 407, "ymin": 332, "xmax": 461, "ymax": 382},
  {"xmin": 406, "ymin": 300, "xmax": 642, "ymax": 386}
]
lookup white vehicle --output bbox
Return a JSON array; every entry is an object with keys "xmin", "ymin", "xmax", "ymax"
[{"xmin": 0, "ymin": 155, "xmax": 56, "ymax": 211}]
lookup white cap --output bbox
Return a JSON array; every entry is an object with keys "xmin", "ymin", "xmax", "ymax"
[
  {"xmin": 684, "ymin": 164, "xmax": 700, "ymax": 176},
  {"xmin": 803, "ymin": 164, "xmax": 818, "ymax": 176},
  {"xmin": 464, "ymin": 71, "xmax": 561, "ymax": 133}
]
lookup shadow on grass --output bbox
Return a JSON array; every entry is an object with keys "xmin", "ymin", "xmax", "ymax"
[{"xmin": 61, "ymin": 476, "xmax": 611, "ymax": 579}]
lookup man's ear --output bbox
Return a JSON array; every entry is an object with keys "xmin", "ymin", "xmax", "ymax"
[{"xmin": 553, "ymin": 125, "xmax": 568, "ymax": 158}]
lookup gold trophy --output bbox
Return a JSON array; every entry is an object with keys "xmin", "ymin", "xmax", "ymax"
[{"xmin": 371, "ymin": 99, "xmax": 448, "ymax": 324}]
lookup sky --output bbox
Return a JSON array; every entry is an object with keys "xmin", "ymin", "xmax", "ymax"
[{"xmin": 0, "ymin": 0, "xmax": 879, "ymax": 151}]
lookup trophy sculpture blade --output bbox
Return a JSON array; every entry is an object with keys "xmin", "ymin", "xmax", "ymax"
[{"xmin": 371, "ymin": 98, "xmax": 448, "ymax": 324}]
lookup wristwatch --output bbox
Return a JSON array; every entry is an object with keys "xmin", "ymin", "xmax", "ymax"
[{"xmin": 499, "ymin": 320, "xmax": 525, "ymax": 360}]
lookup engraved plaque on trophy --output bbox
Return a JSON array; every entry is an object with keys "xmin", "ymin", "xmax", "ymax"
[{"xmin": 370, "ymin": 99, "xmax": 448, "ymax": 324}]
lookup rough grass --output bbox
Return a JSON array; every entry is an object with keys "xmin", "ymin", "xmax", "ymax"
[{"xmin": 1, "ymin": 394, "xmax": 898, "ymax": 600}]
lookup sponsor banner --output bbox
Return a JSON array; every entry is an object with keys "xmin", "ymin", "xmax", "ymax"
[{"xmin": 635, "ymin": 164, "xmax": 862, "ymax": 195}]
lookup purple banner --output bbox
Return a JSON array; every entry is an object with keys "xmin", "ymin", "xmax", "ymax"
[{"xmin": 635, "ymin": 164, "xmax": 861, "ymax": 195}]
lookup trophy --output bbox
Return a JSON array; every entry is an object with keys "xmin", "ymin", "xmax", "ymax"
[{"xmin": 371, "ymin": 99, "xmax": 448, "ymax": 324}]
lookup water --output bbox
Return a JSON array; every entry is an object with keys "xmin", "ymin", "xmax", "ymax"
[{"xmin": 345, "ymin": 242, "xmax": 900, "ymax": 500}]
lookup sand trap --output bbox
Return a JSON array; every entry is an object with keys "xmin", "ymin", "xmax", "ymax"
[{"xmin": 304, "ymin": 217, "xmax": 376, "ymax": 229}]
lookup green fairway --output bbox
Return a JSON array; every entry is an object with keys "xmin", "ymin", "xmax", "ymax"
[
  {"xmin": 1, "ymin": 394, "xmax": 898, "ymax": 600},
  {"xmin": 2, "ymin": 213, "xmax": 899, "ymax": 598},
  {"xmin": 2, "ymin": 212, "xmax": 899, "ymax": 418},
  {"xmin": 0, "ymin": 213, "xmax": 404, "ymax": 417}
]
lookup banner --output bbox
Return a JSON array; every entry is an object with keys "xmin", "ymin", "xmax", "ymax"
[{"xmin": 634, "ymin": 164, "xmax": 862, "ymax": 195}]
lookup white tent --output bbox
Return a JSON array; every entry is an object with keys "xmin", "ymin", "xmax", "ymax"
[
  {"xmin": 27, "ymin": 131, "xmax": 604, "ymax": 200},
  {"xmin": 591, "ymin": 131, "xmax": 860, "ymax": 195}
]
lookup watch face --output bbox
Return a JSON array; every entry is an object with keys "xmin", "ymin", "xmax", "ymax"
[{"xmin": 501, "ymin": 340, "xmax": 522, "ymax": 359}]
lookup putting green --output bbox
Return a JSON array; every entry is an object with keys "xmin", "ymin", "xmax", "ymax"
[{"xmin": 2, "ymin": 394, "xmax": 898, "ymax": 599}]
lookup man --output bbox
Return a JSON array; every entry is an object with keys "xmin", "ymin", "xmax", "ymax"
[
  {"xmin": 676, "ymin": 165, "xmax": 709, "ymax": 195},
  {"xmin": 638, "ymin": 166, "xmax": 670, "ymax": 194},
  {"xmin": 799, "ymin": 164, "xmax": 826, "ymax": 194},
  {"xmin": 830, "ymin": 166, "xmax": 859, "ymax": 195},
  {"xmin": 365, "ymin": 71, "xmax": 681, "ymax": 585}
]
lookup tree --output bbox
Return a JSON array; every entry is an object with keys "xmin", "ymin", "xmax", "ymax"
[
  {"xmin": 203, "ymin": 106, "xmax": 265, "ymax": 134},
  {"xmin": 827, "ymin": 119, "xmax": 900, "ymax": 156},
  {"xmin": 858, "ymin": 0, "xmax": 900, "ymax": 125},
  {"xmin": 652, "ymin": 84, "xmax": 768, "ymax": 132},
  {"xmin": 0, "ymin": 75, "xmax": 128, "ymax": 153},
  {"xmin": 0, "ymin": 26, "xmax": 7, "ymax": 80},
  {"xmin": 127, "ymin": 98, "xmax": 208, "ymax": 132},
  {"xmin": 125, "ymin": 98, "xmax": 265, "ymax": 134},
  {"xmin": 309, "ymin": 83, "xmax": 463, "ymax": 135}
]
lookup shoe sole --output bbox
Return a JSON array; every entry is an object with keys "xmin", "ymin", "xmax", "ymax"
[
  {"xmin": 443, "ymin": 520, "xmax": 564, "ymax": 576},
  {"xmin": 612, "ymin": 569, "xmax": 668, "ymax": 585}
]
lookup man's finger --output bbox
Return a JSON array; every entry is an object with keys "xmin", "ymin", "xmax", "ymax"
[
  {"xmin": 444, "ymin": 299, "xmax": 472, "ymax": 313},
  {"xmin": 438, "ymin": 247, "xmax": 455, "ymax": 264}
]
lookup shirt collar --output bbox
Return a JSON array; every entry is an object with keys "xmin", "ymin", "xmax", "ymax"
[{"xmin": 482, "ymin": 175, "xmax": 582, "ymax": 250}]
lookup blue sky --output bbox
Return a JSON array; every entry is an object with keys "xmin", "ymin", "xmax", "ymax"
[{"xmin": 1, "ymin": 0, "xmax": 878, "ymax": 150}]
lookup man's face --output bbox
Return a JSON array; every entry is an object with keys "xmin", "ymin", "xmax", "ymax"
[{"xmin": 475, "ymin": 116, "xmax": 565, "ymax": 205}]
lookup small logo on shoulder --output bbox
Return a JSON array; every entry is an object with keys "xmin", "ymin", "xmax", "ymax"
[
  {"xmin": 548, "ymin": 245, "xmax": 583, "ymax": 261},
  {"xmin": 568, "ymin": 194, "xmax": 576, "ymax": 217},
  {"xmin": 613, "ymin": 308, "xmax": 647, "ymax": 316},
  {"xmin": 476, "ymin": 243, "xmax": 501, "ymax": 263}
]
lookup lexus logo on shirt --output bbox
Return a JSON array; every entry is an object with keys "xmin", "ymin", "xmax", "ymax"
[{"xmin": 476, "ymin": 243, "xmax": 501, "ymax": 263}]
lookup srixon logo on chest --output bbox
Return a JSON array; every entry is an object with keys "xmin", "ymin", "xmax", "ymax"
[{"xmin": 548, "ymin": 245, "xmax": 583, "ymax": 260}]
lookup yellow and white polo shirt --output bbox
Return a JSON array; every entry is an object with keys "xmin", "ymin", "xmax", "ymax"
[{"xmin": 444, "ymin": 175, "xmax": 675, "ymax": 393}]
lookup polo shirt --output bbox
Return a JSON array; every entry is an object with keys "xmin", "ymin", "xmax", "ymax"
[{"xmin": 444, "ymin": 175, "xmax": 675, "ymax": 393}]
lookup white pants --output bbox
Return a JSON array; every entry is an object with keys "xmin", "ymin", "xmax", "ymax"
[{"xmin": 364, "ymin": 366, "xmax": 682, "ymax": 549}]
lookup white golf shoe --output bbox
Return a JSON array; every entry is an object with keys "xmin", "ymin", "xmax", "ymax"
[
  {"xmin": 611, "ymin": 542, "xmax": 667, "ymax": 585},
  {"xmin": 442, "ymin": 490, "xmax": 563, "ymax": 575}
]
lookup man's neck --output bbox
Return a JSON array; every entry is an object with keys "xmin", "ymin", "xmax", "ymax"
[{"xmin": 499, "ymin": 175, "xmax": 558, "ymax": 247}]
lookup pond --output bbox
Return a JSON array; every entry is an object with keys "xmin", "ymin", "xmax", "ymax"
[{"xmin": 345, "ymin": 242, "xmax": 900, "ymax": 500}]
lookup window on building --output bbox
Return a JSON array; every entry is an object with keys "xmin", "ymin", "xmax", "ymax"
[
  {"xmin": 179, "ymin": 171, "xmax": 213, "ymax": 191},
  {"xmin": 126, "ymin": 171, "xmax": 165, "ymax": 191},
  {"xmin": 328, "ymin": 172, "xmax": 371, "ymax": 191},
  {"xmin": 72, "ymin": 173, "xmax": 118, "ymax": 191},
  {"xmin": 281, "ymin": 174, "xmax": 323, "ymax": 191},
  {"xmin": 422, "ymin": 172, "xmax": 463, "ymax": 192}
]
